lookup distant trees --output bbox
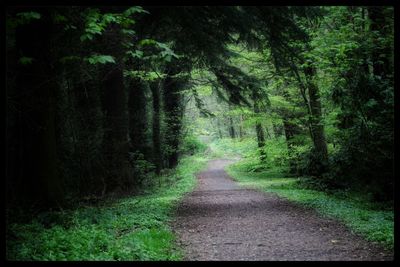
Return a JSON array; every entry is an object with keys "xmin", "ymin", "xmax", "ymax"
[
  {"xmin": 186, "ymin": 6, "xmax": 393, "ymax": 200},
  {"xmin": 6, "ymin": 6, "xmax": 394, "ymax": 214}
]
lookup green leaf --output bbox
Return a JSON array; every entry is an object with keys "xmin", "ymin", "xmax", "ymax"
[
  {"xmin": 123, "ymin": 6, "xmax": 149, "ymax": 16},
  {"xmin": 85, "ymin": 55, "xmax": 116, "ymax": 65},
  {"xmin": 139, "ymin": 39, "xmax": 157, "ymax": 46},
  {"xmin": 102, "ymin": 14, "xmax": 117, "ymax": 24},
  {"xmin": 122, "ymin": 29, "xmax": 135, "ymax": 35},
  {"xmin": 126, "ymin": 50, "xmax": 144, "ymax": 59},
  {"xmin": 53, "ymin": 14, "xmax": 67, "ymax": 23},
  {"xmin": 17, "ymin": 12, "xmax": 41, "ymax": 20},
  {"xmin": 19, "ymin": 57, "xmax": 34, "ymax": 65},
  {"xmin": 365, "ymin": 99, "xmax": 378, "ymax": 108},
  {"xmin": 164, "ymin": 55, "xmax": 172, "ymax": 62},
  {"xmin": 80, "ymin": 34, "xmax": 93, "ymax": 42}
]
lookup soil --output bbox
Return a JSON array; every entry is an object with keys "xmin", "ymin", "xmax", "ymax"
[{"xmin": 171, "ymin": 159, "xmax": 393, "ymax": 261}]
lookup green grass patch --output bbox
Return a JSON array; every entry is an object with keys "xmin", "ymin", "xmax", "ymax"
[
  {"xmin": 226, "ymin": 161, "xmax": 394, "ymax": 250},
  {"xmin": 209, "ymin": 137, "xmax": 257, "ymax": 158},
  {"xmin": 6, "ymin": 154, "xmax": 208, "ymax": 261}
]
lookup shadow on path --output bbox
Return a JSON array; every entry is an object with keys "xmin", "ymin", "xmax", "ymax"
[{"xmin": 172, "ymin": 159, "xmax": 392, "ymax": 261}]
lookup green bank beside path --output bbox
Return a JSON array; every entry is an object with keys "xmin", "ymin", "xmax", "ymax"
[
  {"xmin": 226, "ymin": 159, "xmax": 394, "ymax": 250},
  {"xmin": 7, "ymin": 154, "xmax": 208, "ymax": 261},
  {"xmin": 210, "ymin": 137, "xmax": 393, "ymax": 250}
]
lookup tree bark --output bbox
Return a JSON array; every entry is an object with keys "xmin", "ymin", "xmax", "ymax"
[
  {"xmin": 128, "ymin": 78, "xmax": 150, "ymax": 158},
  {"xmin": 239, "ymin": 114, "xmax": 244, "ymax": 139},
  {"xmin": 216, "ymin": 118, "xmax": 223, "ymax": 139},
  {"xmin": 102, "ymin": 65, "xmax": 131, "ymax": 190},
  {"xmin": 304, "ymin": 65, "xmax": 328, "ymax": 170},
  {"xmin": 282, "ymin": 116, "xmax": 301, "ymax": 174},
  {"xmin": 12, "ymin": 9, "xmax": 64, "ymax": 208},
  {"xmin": 150, "ymin": 81, "xmax": 162, "ymax": 174},
  {"xmin": 229, "ymin": 117, "xmax": 236, "ymax": 138},
  {"xmin": 163, "ymin": 63, "xmax": 189, "ymax": 169},
  {"xmin": 252, "ymin": 90, "xmax": 266, "ymax": 162}
]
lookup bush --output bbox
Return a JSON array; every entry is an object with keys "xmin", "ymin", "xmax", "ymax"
[
  {"xmin": 128, "ymin": 151, "xmax": 155, "ymax": 185},
  {"xmin": 180, "ymin": 134, "xmax": 207, "ymax": 155}
]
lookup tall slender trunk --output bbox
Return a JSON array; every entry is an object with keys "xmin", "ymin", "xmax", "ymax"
[
  {"xmin": 128, "ymin": 78, "xmax": 150, "ymax": 159},
  {"xmin": 252, "ymin": 90, "xmax": 266, "ymax": 161},
  {"xmin": 150, "ymin": 81, "xmax": 162, "ymax": 174},
  {"xmin": 102, "ymin": 65, "xmax": 131, "ymax": 190},
  {"xmin": 280, "ymin": 85, "xmax": 301, "ymax": 175},
  {"xmin": 272, "ymin": 122, "xmax": 283, "ymax": 137},
  {"xmin": 304, "ymin": 65, "xmax": 328, "ymax": 171},
  {"xmin": 289, "ymin": 54, "xmax": 327, "ymax": 171},
  {"xmin": 99, "ymin": 23, "xmax": 132, "ymax": 191},
  {"xmin": 216, "ymin": 118, "xmax": 223, "ymax": 139},
  {"xmin": 229, "ymin": 117, "xmax": 236, "ymax": 138},
  {"xmin": 239, "ymin": 114, "xmax": 244, "ymax": 139},
  {"xmin": 282, "ymin": 116, "xmax": 301, "ymax": 175}
]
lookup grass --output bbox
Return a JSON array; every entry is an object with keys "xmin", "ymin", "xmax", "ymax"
[
  {"xmin": 6, "ymin": 153, "xmax": 209, "ymax": 261},
  {"xmin": 210, "ymin": 137, "xmax": 394, "ymax": 250},
  {"xmin": 226, "ymin": 158, "xmax": 394, "ymax": 251}
]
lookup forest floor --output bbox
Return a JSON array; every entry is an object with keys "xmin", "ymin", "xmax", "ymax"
[{"xmin": 171, "ymin": 158, "xmax": 393, "ymax": 261}]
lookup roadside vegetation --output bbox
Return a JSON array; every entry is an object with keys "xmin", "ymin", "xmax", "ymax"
[
  {"xmin": 7, "ymin": 149, "xmax": 208, "ymax": 261},
  {"xmin": 6, "ymin": 6, "xmax": 393, "ymax": 260},
  {"xmin": 210, "ymin": 137, "xmax": 393, "ymax": 250}
]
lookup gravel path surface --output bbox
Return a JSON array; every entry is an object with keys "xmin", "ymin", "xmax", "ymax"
[{"xmin": 171, "ymin": 159, "xmax": 393, "ymax": 261}]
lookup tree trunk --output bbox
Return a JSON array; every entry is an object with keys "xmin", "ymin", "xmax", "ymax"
[
  {"xmin": 128, "ymin": 78, "xmax": 150, "ymax": 158},
  {"xmin": 272, "ymin": 122, "xmax": 283, "ymax": 137},
  {"xmin": 252, "ymin": 91, "xmax": 266, "ymax": 162},
  {"xmin": 229, "ymin": 117, "xmax": 236, "ymax": 138},
  {"xmin": 12, "ymin": 9, "xmax": 64, "ymax": 208},
  {"xmin": 216, "ymin": 118, "xmax": 223, "ymax": 139},
  {"xmin": 150, "ymin": 81, "xmax": 162, "ymax": 174},
  {"xmin": 282, "ymin": 116, "xmax": 301, "ymax": 175},
  {"xmin": 102, "ymin": 66, "xmax": 131, "ymax": 190},
  {"xmin": 163, "ymin": 63, "xmax": 189, "ymax": 169},
  {"xmin": 99, "ymin": 22, "xmax": 132, "ymax": 191},
  {"xmin": 280, "ymin": 84, "xmax": 302, "ymax": 175},
  {"xmin": 304, "ymin": 65, "xmax": 328, "ymax": 172},
  {"xmin": 239, "ymin": 114, "xmax": 244, "ymax": 139}
]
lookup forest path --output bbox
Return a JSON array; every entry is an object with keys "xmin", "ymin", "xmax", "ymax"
[{"xmin": 171, "ymin": 159, "xmax": 392, "ymax": 261}]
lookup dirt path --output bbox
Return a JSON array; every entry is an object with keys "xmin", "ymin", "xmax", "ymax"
[{"xmin": 171, "ymin": 159, "xmax": 393, "ymax": 261}]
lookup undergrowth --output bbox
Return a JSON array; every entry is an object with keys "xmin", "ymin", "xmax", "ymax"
[
  {"xmin": 6, "ymin": 153, "xmax": 208, "ymax": 261},
  {"xmin": 226, "ymin": 162, "xmax": 394, "ymax": 250},
  {"xmin": 210, "ymin": 137, "xmax": 394, "ymax": 250}
]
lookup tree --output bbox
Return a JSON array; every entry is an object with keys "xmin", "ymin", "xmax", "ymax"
[
  {"xmin": 163, "ymin": 60, "xmax": 191, "ymax": 168},
  {"xmin": 150, "ymin": 80, "xmax": 162, "ymax": 174},
  {"xmin": 8, "ymin": 8, "xmax": 64, "ymax": 208}
]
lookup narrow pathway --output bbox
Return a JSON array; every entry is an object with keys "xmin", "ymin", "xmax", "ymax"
[{"xmin": 172, "ymin": 159, "xmax": 392, "ymax": 261}]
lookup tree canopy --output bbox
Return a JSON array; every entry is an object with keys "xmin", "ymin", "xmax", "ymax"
[{"xmin": 6, "ymin": 4, "xmax": 393, "ymax": 213}]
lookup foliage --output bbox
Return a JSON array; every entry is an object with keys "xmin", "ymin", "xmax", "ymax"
[
  {"xmin": 5, "ymin": 5, "xmax": 394, "ymax": 260},
  {"xmin": 128, "ymin": 152, "xmax": 155, "ymax": 185},
  {"xmin": 226, "ymin": 160, "xmax": 394, "ymax": 250},
  {"xmin": 180, "ymin": 134, "xmax": 207, "ymax": 156},
  {"xmin": 307, "ymin": 6, "xmax": 394, "ymax": 199},
  {"xmin": 6, "ymin": 154, "xmax": 208, "ymax": 261},
  {"xmin": 84, "ymin": 54, "xmax": 115, "ymax": 65}
]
